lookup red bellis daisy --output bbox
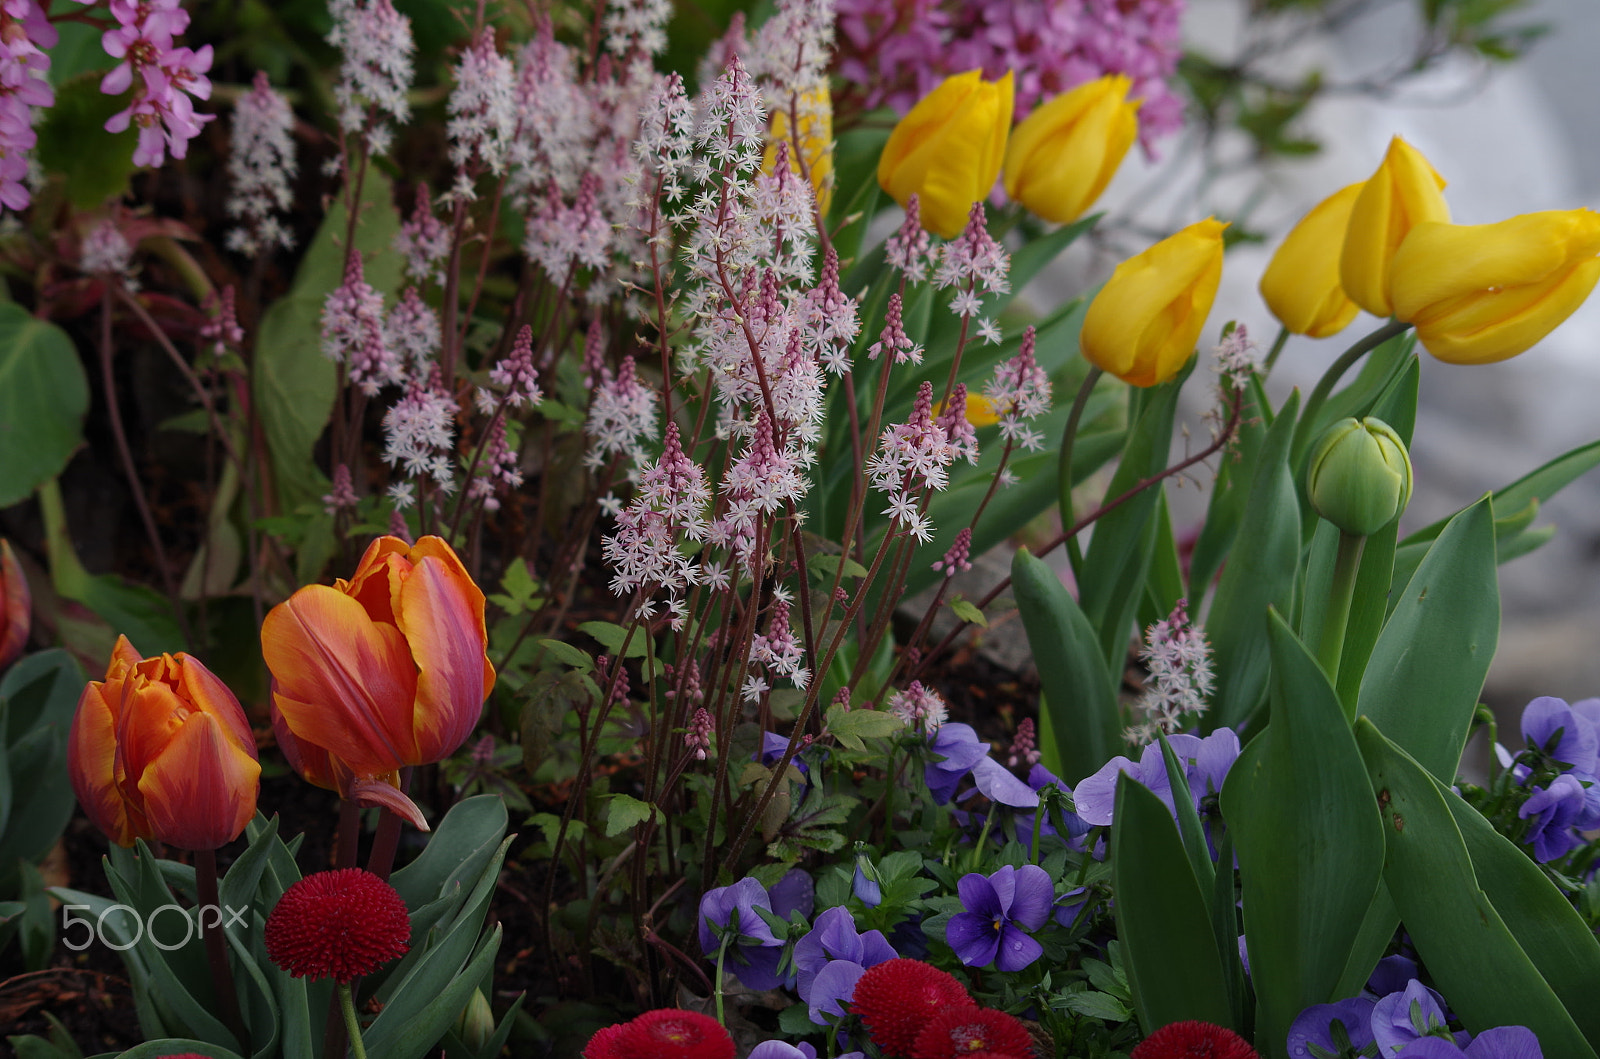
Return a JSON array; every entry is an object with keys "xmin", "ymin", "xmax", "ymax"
[
  {"xmin": 1130, "ymin": 1021, "xmax": 1260, "ymax": 1059},
  {"xmin": 264, "ymin": 868, "xmax": 411, "ymax": 983},
  {"xmin": 851, "ymin": 958, "xmax": 976, "ymax": 1055},
  {"xmin": 581, "ymin": 1008, "xmax": 735, "ymax": 1059},
  {"xmin": 912, "ymin": 1006, "xmax": 1036, "ymax": 1059}
]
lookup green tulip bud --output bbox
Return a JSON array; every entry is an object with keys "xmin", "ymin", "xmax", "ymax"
[
  {"xmin": 1307, "ymin": 416, "xmax": 1413, "ymax": 535},
  {"xmin": 454, "ymin": 988, "xmax": 495, "ymax": 1053}
]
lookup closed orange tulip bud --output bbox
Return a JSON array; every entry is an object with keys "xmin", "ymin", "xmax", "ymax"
[
  {"xmin": 1080, "ymin": 217, "xmax": 1229, "ymax": 387},
  {"xmin": 0, "ymin": 539, "xmax": 29, "ymax": 669},
  {"xmin": 1340, "ymin": 136, "xmax": 1450, "ymax": 317},
  {"xmin": 1003, "ymin": 74, "xmax": 1139, "ymax": 226},
  {"xmin": 1389, "ymin": 209, "xmax": 1600, "ymax": 364},
  {"xmin": 878, "ymin": 69, "xmax": 1014, "ymax": 240},
  {"xmin": 1259, "ymin": 182, "xmax": 1364, "ymax": 338},
  {"xmin": 765, "ymin": 84, "xmax": 834, "ymax": 215},
  {"xmin": 68, "ymin": 636, "xmax": 261, "ymax": 850},
  {"xmin": 261, "ymin": 536, "xmax": 495, "ymax": 830}
]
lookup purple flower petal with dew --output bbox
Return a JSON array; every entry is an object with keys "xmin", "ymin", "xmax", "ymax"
[
  {"xmin": 947, "ymin": 864, "xmax": 1053, "ymax": 971},
  {"xmin": 1287, "ymin": 996, "xmax": 1377, "ymax": 1058},
  {"xmin": 1372, "ymin": 980, "xmax": 1451, "ymax": 1058},
  {"xmin": 1399, "ymin": 1025, "xmax": 1543, "ymax": 1058},
  {"xmin": 967, "ymin": 756, "xmax": 1040, "ymax": 808}
]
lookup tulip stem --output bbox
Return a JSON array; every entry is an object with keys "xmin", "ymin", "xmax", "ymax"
[
  {"xmin": 339, "ymin": 982, "xmax": 369, "ymax": 1059},
  {"xmin": 1057, "ymin": 366, "xmax": 1103, "ymax": 563},
  {"xmin": 1315, "ymin": 529, "xmax": 1366, "ymax": 712},
  {"xmin": 1292, "ymin": 319, "xmax": 1412, "ymax": 466},
  {"xmin": 196, "ymin": 849, "xmax": 249, "ymax": 1051},
  {"xmin": 1262, "ymin": 324, "xmax": 1290, "ymax": 375}
]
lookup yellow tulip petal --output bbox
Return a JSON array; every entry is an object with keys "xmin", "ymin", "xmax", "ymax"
[
  {"xmin": 1391, "ymin": 211, "xmax": 1600, "ymax": 323},
  {"xmin": 1341, "ymin": 136, "xmax": 1449, "ymax": 317},
  {"xmin": 1415, "ymin": 258, "xmax": 1600, "ymax": 364},
  {"xmin": 1260, "ymin": 182, "xmax": 1364, "ymax": 337}
]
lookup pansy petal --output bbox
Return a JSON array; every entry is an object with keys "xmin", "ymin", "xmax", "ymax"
[
  {"xmin": 808, "ymin": 960, "xmax": 867, "ymax": 1023},
  {"xmin": 1465, "ymin": 1026, "xmax": 1542, "ymax": 1059},
  {"xmin": 971, "ymin": 756, "xmax": 1041, "ymax": 808},
  {"xmin": 995, "ymin": 924, "xmax": 1044, "ymax": 972},
  {"xmin": 945, "ymin": 911, "xmax": 1000, "ymax": 967},
  {"xmin": 957, "ymin": 872, "xmax": 1002, "ymax": 918},
  {"xmin": 1007, "ymin": 864, "xmax": 1055, "ymax": 930}
]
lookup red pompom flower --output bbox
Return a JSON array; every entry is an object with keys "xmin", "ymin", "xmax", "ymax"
[
  {"xmin": 1130, "ymin": 1021, "xmax": 1259, "ymax": 1059},
  {"xmin": 851, "ymin": 958, "xmax": 976, "ymax": 1056},
  {"xmin": 912, "ymin": 1006, "xmax": 1036, "ymax": 1058},
  {"xmin": 264, "ymin": 868, "xmax": 411, "ymax": 983},
  {"xmin": 580, "ymin": 1008, "xmax": 734, "ymax": 1059}
]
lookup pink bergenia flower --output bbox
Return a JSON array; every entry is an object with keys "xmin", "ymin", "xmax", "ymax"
[{"xmin": 100, "ymin": 0, "xmax": 214, "ymax": 168}]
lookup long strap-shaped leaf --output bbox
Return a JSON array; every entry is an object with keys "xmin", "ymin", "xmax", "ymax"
[
  {"xmin": 1355, "ymin": 720, "xmax": 1598, "ymax": 1057},
  {"xmin": 1220, "ymin": 612, "xmax": 1384, "ymax": 1059},
  {"xmin": 1110, "ymin": 772, "xmax": 1232, "ymax": 1034}
]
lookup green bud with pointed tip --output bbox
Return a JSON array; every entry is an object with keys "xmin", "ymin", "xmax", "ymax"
[
  {"xmin": 454, "ymin": 988, "xmax": 495, "ymax": 1053},
  {"xmin": 1307, "ymin": 416, "xmax": 1413, "ymax": 535}
]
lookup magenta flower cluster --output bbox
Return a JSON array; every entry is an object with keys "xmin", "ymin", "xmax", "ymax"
[{"xmin": 835, "ymin": 0, "xmax": 1185, "ymax": 152}]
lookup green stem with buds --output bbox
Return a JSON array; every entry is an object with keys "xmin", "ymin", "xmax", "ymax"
[{"xmin": 1316, "ymin": 529, "xmax": 1367, "ymax": 712}]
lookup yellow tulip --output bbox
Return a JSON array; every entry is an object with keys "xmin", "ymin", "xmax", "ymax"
[
  {"xmin": 1340, "ymin": 136, "xmax": 1450, "ymax": 317},
  {"xmin": 765, "ymin": 83, "xmax": 834, "ymax": 215},
  {"xmin": 878, "ymin": 69, "xmax": 1014, "ymax": 240},
  {"xmin": 1080, "ymin": 218, "xmax": 1228, "ymax": 387},
  {"xmin": 1259, "ymin": 182, "xmax": 1364, "ymax": 338},
  {"xmin": 1003, "ymin": 74, "xmax": 1139, "ymax": 226},
  {"xmin": 1389, "ymin": 209, "xmax": 1600, "ymax": 364}
]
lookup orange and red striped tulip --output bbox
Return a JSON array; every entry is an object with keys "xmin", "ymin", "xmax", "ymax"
[
  {"xmin": 68, "ymin": 636, "xmax": 261, "ymax": 849},
  {"xmin": 260, "ymin": 535, "xmax": 495, "ymax": 829},
  {"xmin": 0, "ymin": 539, "xmax": 29, "ymax": 669}
]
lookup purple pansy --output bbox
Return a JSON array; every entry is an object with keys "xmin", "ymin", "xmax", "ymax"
[
  {"xmin": 852, "ymin": 852, "xmax": 883, "ymax": 907},
  {"xmin": 1372, "ymin": 980, "xmax": 1453, "ymax": 1058},
  {"xmin": 1398, "ymin": 1026, "xmax": 1543, "ymax": 1059},
  {"xmin": 1367, "ymin": 955, "xmax": 1421, "ymax": 998},
  {"xmin": 968, "ymin": 755, "xmax": 1040, "ymax": 807},
  {"xmin": 1075, "ymin": 729, "xmax": 1241, "ymax": 827},
  {"xmin": 1519, "ymin": 774, "xmax": 1589, "ymax": 862},
  {"xmin": 698, "ymin": 876, "xmax": 790, "ymax": 990},
  {"xmin": 1017, "ymin": 764, "xmax": 1092, "ymax": 852},
  {"xmin": 758, "ymin": 730, "xmax": 811, "ymax": 778},
  {"xmin": 769, "ymin": 867, "xmax": 816, "ymax": 920},
  {"xmin": 925, "ymin": 723, "xmax": 990, "ymax": 804},
  {"xmin": 793, "ymin": 905, "xmax": 897, "ymax": 1024},
  {"xmin": 1519, "ymin": 697, "xmax": 1599, "ymax": 776},
  {"xmin": 1287, "ymin": 997, "xmax": 1378, "ymax": 1058},
  {"xmin": 946, "ymin": 863, "xmax": 1053, "ymax": 971}
]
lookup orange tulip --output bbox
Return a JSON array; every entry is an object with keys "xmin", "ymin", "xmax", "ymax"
[
  {"xmin": 260, "ymin": 536, "xmax": 495, "ymax": 830},
  {"xmin": 68, "ymin": 636, "xmax": 261, "ymax": 850},
  {"xmin": 0, "ymin": 539, "xmax": 29, "ymax": 669}
]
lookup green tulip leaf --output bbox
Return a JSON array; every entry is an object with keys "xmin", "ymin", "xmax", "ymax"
[
  {"xmin": 1013, "ymin": 546, "xmax": 1120, "ymax": 784},
  {"xmin": 1220, "ymin": 611, "xmax": 1385, "ymax": 1059},
  {"xmin": 1357, "ymin": 495, "xmax": 1497, "ymax": 780},
  {"xmin": 1080, "ymin": 361, "xmax": 1192, "ymax": 674},
  {"xmin": 389, "ymin": 794, "xmax": 510, "ymax": 913},
  {"xmin": 1188, "ymin": 373, "xmax": 1274, "ymax": 608},
  {"xmin": 1110, "ymin": 772, "xmax": 1233, "ymax": 1034},
  {"xmin": 1355, "ymin": 720, "xmax": 1598, "ymax": 1057},
  {"xmin": 1441, "ymin": 784, "xmax": 1600, "ymax": 1047},
  {"xmin": 363, "ymin": 925, "xmax": 504, "ymax": 1059},
  {"xmin": 1206, "ymin": 391, "xmax": 1302, "ymax": 732}
]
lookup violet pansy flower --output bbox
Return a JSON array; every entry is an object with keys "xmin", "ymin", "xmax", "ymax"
[
  {"xmin": 1287, "ymin": 996, "xmax": 1377, "ymax": 1058},
  {"xmin": 793, "ymin": 905, "xmax": 896, "ymax": 1024},
  {"xmin": 1371, "ymin": 980, "xmax": 1453, "ymax": 1057},
  {"xmin": 1518, "ymin": 774, "xmax": 1588, "ymax": 862},
  {"xmin": 925, "ymin": 722, "xmax": 989, "ymax": 804},
  {"xmin": 698, "ymin": 876, "xmax": 794, "ymax": 990},
  {"xmin": 1519, "ymin": 696, "xmax": 1599, "ymax": 777},
  {"xmin": 946, "ymin": 863, "xmax": 1053, "ymax": 971},
  {"xmin": 1075, "ymin": 728, "xmax": 1241, "ymax": 828},
  {"xmin": 1399, "ymin": 1026, "xmax": 1543, "ymax": 1059}
]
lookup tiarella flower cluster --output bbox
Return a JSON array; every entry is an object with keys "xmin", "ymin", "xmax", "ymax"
[
  {"xmin": 934, "ymin": 204, "xmax": 1010, "ymax": 320},
  {"xmin": 101, "ymin": 0, "xmax": 214, "ymax": 168},
  {"xmin": 394, "ymin": 185, "xmax": 449, "ymax": 286},
  {"xmin": 983, "ymin": 326, "xmax": 1052, "ymax": 456},
  {"xmin": 321, "ymin": 256, "xmax": 399, "ymax": 395},
  {"xmin": 327, "ymin": 0, "xmax": 415, "ymax": 156},
  {"xmin": 226, "ymin": 71, "xmax": 297, "ymax": 256},
  {"xmin": 1126, "ymin": 599, "xmax": 1215, "ymax": 744},
  {"xmin": 601, "ymin": 422, "xmax": 709, "ymax": 600},
  {"xmin": 835, "ymin": 0, "xmax": 1186, "ymax": 151},
  {"xmin": 870, "ymin": 382, "xmax": 960, "ymax": 542},
  {"xmin": 382, "ymin": 366, "xmax": 457, "ymax": 501},
  {"xmin": 445, "ymin": 30, "xmax": 516, "ymax": 200}
]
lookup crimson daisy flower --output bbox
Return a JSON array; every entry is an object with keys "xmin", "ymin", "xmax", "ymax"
[
  {"xmin": 581, "ymin": 1009, "xmax": 735, "ymax": 1059},
  {"xmin": 851, "ymin": 958, "xmax": 976, "ymax": 1056},
  {"xmin": 1130, "ymin": 1021, "xmax": 1259, "ymax": 1059},
  {"xmin": 911, "ymin": 1006, "xmax": 1037, "ymax": 1058},
  {"xmin": 263, "ymin": 868, "xmax": 411, "ymax": 983}
]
